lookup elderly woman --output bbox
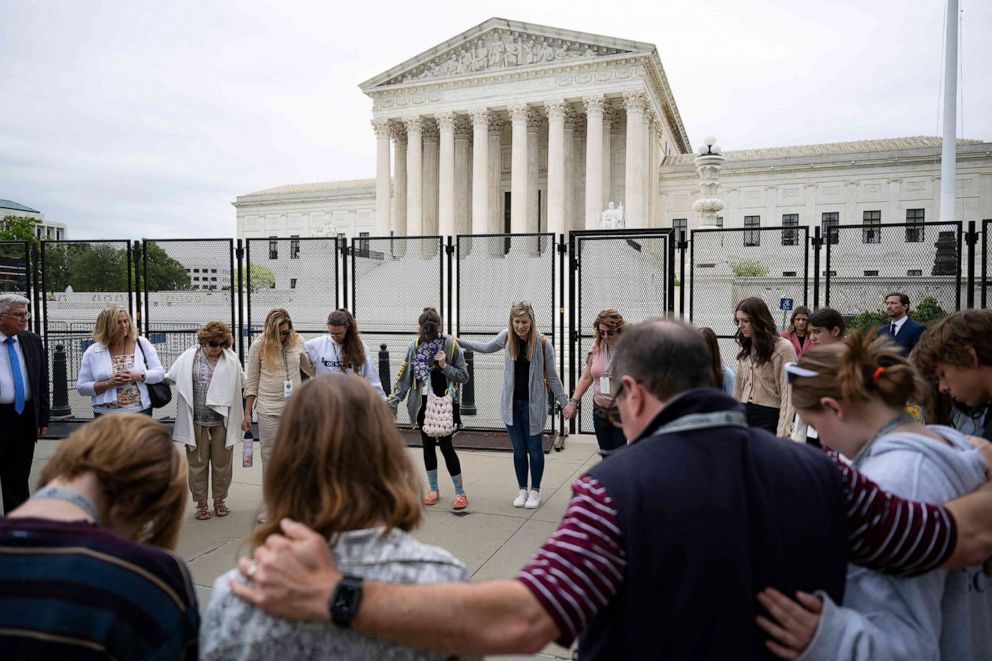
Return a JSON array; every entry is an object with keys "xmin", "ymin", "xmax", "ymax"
[
  {"xmin": 167, "ymin": 320, "xmax": 245, "ymax": 521},
  {"xmin": 76, "ymin": 305, "xmax": 165, "ymax": 417},
  {"xmin": 201, "ymin": 375, "xmax": 475, "ymax": 661},
  {"xmin": 0, "ymin": 414, "xmax": 199, "ymax": 658},
  {"xmin": 243, "ymin": 308, "xmax": 314, "ymax": 524}
]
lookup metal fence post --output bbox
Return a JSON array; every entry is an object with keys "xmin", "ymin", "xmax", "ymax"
[
  {"xmin": 31, "ymin": 242, "xmax": 42, "ymax": 335},
  {"xmin": 378, "ymin": 343, "xmax": 392, "ymax": 397},
  {"xmin": 236, "ymin": 239, "xmax": 245, "ymax": 363},
  {"xmin": 678, "ymin": 238, "xmax": 687, "ymax": 319},
  {"xmin": 445, "ymin": 236, "xmax": 454, "ymax": 335},
  {"xmin": 340, "ymin": 236, "xmax": 349, "ymax": 311},
  {"xmin": 461, "ymin": 349, "xmax": 477, "ymax": 415},
  {"xmin": 812, "ymin": 226, "xmax": 822, "ymax": 310},
  {"xmin": 568, "ymin": 232, "xmax": 577, "ymax": 434},
  {"xmin": 50, "ymin": 343, "xmax": 72, "ymax": 418},
  {"xmin": 134, "ymin": 240, "xmax": 144, "ymax": 335},
  {"xmin": 966, "ymin": 221, "xmax": 978, "ymax": 309}
]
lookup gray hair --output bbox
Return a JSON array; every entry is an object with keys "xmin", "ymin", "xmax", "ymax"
[
  {"xmin": 0, "ymin": 294, "xmax": 30, "ymax": 315},
  {"xmin": 612, "ymin": 318, "xmax": 713, "ymax": 402}
]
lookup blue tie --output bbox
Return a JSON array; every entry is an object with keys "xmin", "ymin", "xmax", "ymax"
[{"xmin": 5, "ymin": 337, "xmax": 25, "ymax": 415}]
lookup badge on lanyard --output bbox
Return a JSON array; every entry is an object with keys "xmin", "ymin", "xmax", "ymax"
[
  {"xmin": 283, "ymin": 380, "xmax": 294, "ymax": 399},
  {"xmin": 599, "ymin": 376, "xmax": 611, "ymax": 395}
]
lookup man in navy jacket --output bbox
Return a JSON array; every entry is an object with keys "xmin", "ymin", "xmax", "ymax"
[{"xmin": 877, "ymin": 291, "xmax": 925, "ymax": 355}]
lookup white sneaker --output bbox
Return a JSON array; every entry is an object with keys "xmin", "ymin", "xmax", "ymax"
[
  {"xmin": 513, "ymin": 489, "xmax": 528, "ymax": 508},
  {"xmin": 524, "ymin": 490, "xmax": 542, "ymax": 509}
]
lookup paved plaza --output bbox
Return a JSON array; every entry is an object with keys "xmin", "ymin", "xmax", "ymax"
[{"xmin": 27, "ymin": 432, "xmax": 605, "ymax": 660}]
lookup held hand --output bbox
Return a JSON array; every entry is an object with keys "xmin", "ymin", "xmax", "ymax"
[
  {"xmin": 966, "ymin": 435, "xmax": 992, "ymax": 478},
  {"xmin": 434, "ymin": 351, "xmax": 446, "ymax": 369},
  {"xmin": 241, "ymin": 416, "xmax": 252, "ymax": 433},
  {"xmin": 38, "ymin": 427, "xmax": 48, "ymax": 438},
  {"xmin": 562, "ymin": 402, "xmax": 577, "ymax": 420},
  {"xmin": 755, "ymin": 588, "xmax": 822, "ymax": 659},
  {"xmin": 229, "ymin": 518, "xmax": 339, "ymax": 621}
]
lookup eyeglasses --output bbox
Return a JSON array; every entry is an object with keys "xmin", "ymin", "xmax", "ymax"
[
  {"xmin": 604, "ymin": 381, "xmax": 628, "ymax": 428},
  {"xmin": 207, "ymin": 341, "xmax": 225, "ymax": 348},
  {"xmin": 783, "ymin": 361, "xmax": 819, "ymax": 385},
  {"xmin": 3, "ymin": 311, "xmax": 30, "ymax": 320}
]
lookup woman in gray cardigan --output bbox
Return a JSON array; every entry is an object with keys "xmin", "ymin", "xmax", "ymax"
[{"xmin": 458, "ymin": 301, "xmax": 568, "ymax": 509}]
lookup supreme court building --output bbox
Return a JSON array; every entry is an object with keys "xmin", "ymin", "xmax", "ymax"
[{"xmin": 235, "ymin": 18, "xmax": 992, "ymax": 246}]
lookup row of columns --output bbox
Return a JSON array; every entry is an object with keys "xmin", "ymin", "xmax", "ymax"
[{"xmin": 373, "ymin": 92, "xmax": 661, "ymax": 238}]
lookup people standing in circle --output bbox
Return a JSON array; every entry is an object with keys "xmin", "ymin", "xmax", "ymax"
[
  {"xmin": 458, "ymin": 301, "xmax": 568, "ymax": 509},
  {"xmin": 167, "ymin": 321, "xmax": 245, "ymax": 522},
  {"xmin": 562, "ymin": 309, "xmax": 627, "ymax": 454},
  {"xmin": 242, "ymin": 308, "xmax": 314, "ymax": 524},
  {"xmin": 388, "ymin": 308, "xmax": 469, "ymax": 509},
  {"xmin": 781, "ymin": 306, "xmax": 813, "ymax": 360},
  {"xmin": 700, "ymin": 327, "xmax": 735, "ymax": 395},
  {"xmin": 305, "ymin": 309, "xmax": 385, "ymax": 399},
  {"xmin": 732, "ymin": 297, "xmax": 797, "ymax": 437},
  {"xmin": 76, "ymin": 305, "xmax": 165, "ymax": 418},
  {"xmin": 808, "ymin": 307, "xmax": 846, "ymax": 347}
]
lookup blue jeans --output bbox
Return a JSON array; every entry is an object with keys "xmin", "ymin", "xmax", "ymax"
[{"xmin": 507, "ymin": 399, "xmax": 544, "ymax": 489}]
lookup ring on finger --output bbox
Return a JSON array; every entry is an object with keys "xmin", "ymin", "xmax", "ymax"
[{"xmin": 246, "ymin": 560, "xmax": 258, "ymax": 579}]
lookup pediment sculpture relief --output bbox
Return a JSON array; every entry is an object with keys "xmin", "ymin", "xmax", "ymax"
[{"xmin": 388, "ymin": 30, "xmax": 628, "ymax": 85}]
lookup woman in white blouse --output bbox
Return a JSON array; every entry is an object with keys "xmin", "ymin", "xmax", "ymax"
[{"xmin": 76, "ymin": 305, "xmax": 165, "ymax": 418}]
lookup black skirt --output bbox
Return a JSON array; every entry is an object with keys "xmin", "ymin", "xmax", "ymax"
[{"xmin": 745, "ymin": 402, "xmax": 780, "ymax": 435}]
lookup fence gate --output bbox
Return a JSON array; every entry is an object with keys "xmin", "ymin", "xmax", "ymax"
[
  {"xmin": 456, "ymin": 233, "xmax": 557, "ymax": 433},
  {"xmin": 40, "ymin": 239, "xmax": 135, "ymax": 420},
  {"xmin": 140, "ymin": 239, "xmax": 236, "ymax": 420},
  {"xmin": 352, "ymin": 236, "xmax": 444, "ymax": 427},
  {"xmin": 983, "ymin": 220, "xmax": 992, "ymax": 308},
  {"xmin": 571, "ymin": 229, "xmax": 673, "ymax": 435},
  {"xmin": 824, "ymin": 222, "xmax": 962, "ymax": 320},
  {"xmin": 0, "ymin": 240, "xmax": 37, "ymax": 332}
]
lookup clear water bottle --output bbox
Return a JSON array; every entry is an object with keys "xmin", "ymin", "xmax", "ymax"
[{"xmin": 242, "ymin": 429, "xmax": 254, "ymax": 468}]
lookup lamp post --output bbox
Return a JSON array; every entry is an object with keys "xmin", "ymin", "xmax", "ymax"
[{"xmin": 693, "ymin": 136, "xmax": 725, "ymax": 227}]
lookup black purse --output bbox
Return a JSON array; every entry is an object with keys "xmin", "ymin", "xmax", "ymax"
[{"xmin": 136, "ymin": 338, "xmax": 172, "ymax": 409}]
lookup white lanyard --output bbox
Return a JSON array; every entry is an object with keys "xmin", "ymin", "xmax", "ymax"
[{"xmin": 652, "ymin": 410, "xmax": 749, "ymax": 436}]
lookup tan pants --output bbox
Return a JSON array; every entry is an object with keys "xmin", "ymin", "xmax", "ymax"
[
  {"xmin": 187, "ymin": 424, "xmax": 232, "ymax": 502},
  {"xmin": 256, "ymin": 412, "xmax": 281, "ymax": 479}
]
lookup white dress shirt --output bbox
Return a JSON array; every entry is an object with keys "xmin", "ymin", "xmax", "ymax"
[
  {"xmin": 0, "ymin": 331, "xmax": 32, "ymax": 405},
  {"xmin": 890, "ymin": 315, "xmax": 909, "ymax": 335}
]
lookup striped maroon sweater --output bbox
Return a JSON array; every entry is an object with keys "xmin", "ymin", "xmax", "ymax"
[{"xmin": 516, "ymin": 451, "xmax": 956, "ymax": 645}]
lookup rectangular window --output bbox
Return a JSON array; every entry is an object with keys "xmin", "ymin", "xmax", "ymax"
[
  {"xmin": 268, "ymin": 237, "xmax": 278, "ymax": 260},
  {"xmin": 211, "ymin": 269, "xmax": 217, "ymax": 274},
  {"xmin": 715, "ymin": 216, "xmax": 724, "ymax": 228},
  {"xmin": 906, "ymin": 208, "xmax": 925, "ymax": 242},
  {"xmin": 822, "ymin": 212, "xmax": 839, "ymax": 245},
  {"xmin": 864, "ymin": 270, "xmax": 879, "ymax": 276},
  {"xmin": 290, "ymin": 235, "xmax": 300, "ymax": 260},
  {"xmin": 744, "ymin": 216, "xmax": 760, "ymax": 247},
  {"xmin": 781, "ymin": 214, "xmax": 799, "ymax": 246},
  {"xmin": 290, "ymin": 278, "xmax": 297, "ymax": 289},
  {"xmin": 823, "ymin": 270, "xmax": 837, "ymax": 277},
  {"xmin": 907, "ymin": 269, "xmax": 922, "ymax": 276},
  {"xmin": 358, "ymin": 231, "xmax": 370, "ymax": 258},
  {"xmin": 673, "ymin": 218, "xmax": 687, "ymax": 244},
  {"xmin": 783, "ymin": 271, "xmax": 797, "ymax": 277},
  {"xmin": 862, "ymin": 210, "xmax": 881, "ymax": 244}
]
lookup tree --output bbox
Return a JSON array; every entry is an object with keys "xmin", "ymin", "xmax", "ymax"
[
  {"xmin": 729, "ymin": 259, "xmax": 769, "ymax": 278},
  {"xmin": 42, "ymin": 242, "xmax": 192, "ymax": 293},
  {"xmin": 1, "ymin": 215, "xmax": 39, "ymax": 242},
  {"xmin": 235, "ymin": 264, "xmax": 276, "ymax": 292},
  {"xmin": 140, "ymin": 242, "xmax": 193, "ymax": 291}
]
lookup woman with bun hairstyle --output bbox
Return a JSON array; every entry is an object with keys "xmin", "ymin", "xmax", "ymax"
[
  {"xmin": 732, "ymin": 297, "xmax": 797, "ymax": 436},
  {"xmin": 756, "ymin": 333, "xmax": 991, "ymax": 660}
]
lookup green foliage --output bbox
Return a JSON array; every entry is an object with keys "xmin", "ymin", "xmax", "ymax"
[
  {"xmin": 846, "ymin": 296, "xmax": 948, "ymax": 333},
  {"xmin": 847, "ymin": 309, "xmax": 889, "ymax": 334},
  {"xmin": 235, "ymin": 264, "xmax": 276, "ymax": 292},
  {"xmin": 729, "ymin": 259, "xmax": 769, "ymax": 278},
  {"xmin": 43, "ymin": 242, "xmax": 191, "ymax": 293},
  {"xmin": 1, "ymin": 215, "xmax": 39, "ymax": 242},
  {"xmin": 141, "ymin": 242, "xmax": 193, "ymax": 291}
]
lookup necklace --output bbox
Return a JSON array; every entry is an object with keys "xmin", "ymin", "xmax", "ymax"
[
  {"xmin": 31, "ymin": 486, "xmax": 101, "ymax": 524},
  {"xmin": 853, "ymin": 411, "xmax": 916, "ymax": 468}
]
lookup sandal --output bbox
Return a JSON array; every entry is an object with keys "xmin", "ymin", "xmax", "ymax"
[
  {"xmin": 195, "ymin": 502, "xmax": 211, "ymax": 520},
  {"xmin": 423, "ymin": 490, "xmax": 440, "ymax": 506},
  {"xmin": 452, "ymin": 494, "xmax": 468, "ymax": 510},
  {"xmin": 213, "ymin": 499, "xmax": 230, "ymax": 517}
]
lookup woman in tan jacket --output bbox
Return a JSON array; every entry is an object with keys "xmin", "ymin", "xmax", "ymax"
[
  {"xmin": 242, "ymin": 308, "xmax": 314, "ymax": 523},
  {"xmin": 733, "ymin": 297, "xmax": 796, "ymax": 437}
]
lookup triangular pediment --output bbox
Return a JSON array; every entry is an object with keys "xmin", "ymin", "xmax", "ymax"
[{"xmin": 360, "ymin": 18, "xmax": 652, "ymax": 90}]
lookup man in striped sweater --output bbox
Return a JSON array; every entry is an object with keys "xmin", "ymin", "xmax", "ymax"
[{"xmin": 234, "ymin": 320, "xmax": 992, "ymax": 659}]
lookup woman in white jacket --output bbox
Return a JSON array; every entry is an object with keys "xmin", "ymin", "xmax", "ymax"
[
  {"xmin": 166, "ymin": 321, "xmax": 244, "ymax": 521},
  {"xmin": 76, "ymin": 305, "xmax": 165, "ymax": 417}
]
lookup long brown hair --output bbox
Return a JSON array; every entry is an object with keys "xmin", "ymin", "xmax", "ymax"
[
  {"xmin": 39, "ymin": 414, "xmax": 187, "ymax": 549},
  {"xmin": 591, "ymin": 309, "xmax": 625, "ymax": 352},
  {"xmin": 735, "ymin": 297, "xmax": 779, "ymax": 364},
  {"xmin": 786, "ymin": 306, "xmax": 812, "ymax": 335},
  {"xmin": 327, "ymin": 309, "xmax": 366, "ymax": 371},
  {"xmin": 790, "ymin": 332, "xmax": 927, "ymax": 412},
  {"xmin": 418, "ymin": 307, "xmax": 443, "ymax": 342},
  {"xmin": 699, "ymin": 327, "xmax": 724, "ymax": 389},
  {"xmin": 251, "ymin": 375, "xmax": 422, "ymax": 547},
  {"xmin": 260, "ymin": 308, "xmax": 299, "ymax": 370}
]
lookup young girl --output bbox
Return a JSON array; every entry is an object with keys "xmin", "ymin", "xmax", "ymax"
[
  {"xmin": 458, "ymin": 301, "xmax": 568, "ymax": 509},
  {"xmin": 780, "ymin": 306, "xmax": 812, "ymax": 359},
  {"xmin": 756, "ymin": 333, "xmax": 991, "ymax": 660},
  {"xmin": 733, "ymin": 297, "xmax": 797, "ymax": 436},
  {"xmin": 306, "ymin": 309, "xmax": 385, "ymax": 398}
]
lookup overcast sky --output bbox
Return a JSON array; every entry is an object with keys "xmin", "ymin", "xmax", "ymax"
[{"xmin": 2, "ymin": 0, "xmax": 989, "ymax": 239}]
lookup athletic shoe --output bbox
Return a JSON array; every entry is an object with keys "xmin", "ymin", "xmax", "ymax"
[
  {"xmin": 423, "ymin": 490, "xmax": 440, "ymax": 506},
  {"xmin": 452, "ymin": 494, "xmax": 468, "ymax": 510},
  {"xmin": 524, "ymin": 490, "xmax": 542, "ymax": 509},
  {"xmin": 512, "ymin": 489, "xmax": 528, "ymax": 508}
]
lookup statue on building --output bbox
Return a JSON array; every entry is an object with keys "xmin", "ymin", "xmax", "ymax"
[{"xmin": 600, "ymin": 202, "xmax": 625, "ymax": 230}]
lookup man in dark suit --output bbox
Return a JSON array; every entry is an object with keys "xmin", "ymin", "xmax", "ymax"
[
  {"xmin": 0, "ymin": 294, "xmax": 49, "ymax": 514},
  {"xmin": 877, "ymin": 291, "xmax": 925, "ymax": 355}
]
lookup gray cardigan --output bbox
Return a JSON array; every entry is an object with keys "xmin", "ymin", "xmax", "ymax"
[
  {"xmin": 386, "ymin": 334, "xmax": 468, "ymax": 425},
  {"xmin": 458, "ymin": 329, "xmax": 568, "ymax": 436}
]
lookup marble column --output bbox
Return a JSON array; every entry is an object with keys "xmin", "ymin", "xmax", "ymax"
[
  {"xmin": 404, "ymin": 117, "xmax": 422, "ymax": 236},
  {"xmin": 527, "ymin": 111, "xmax": 542, "ymax": 233},
  {"xmin": 509, "ymin": 103, "xmax": 530, "ymax": 234},
  {"xmin": 572, "ymin": 120, "xmax": 587, "ymax": 234},
  {"xmin": 373, "ymin": 119, "xmax": 391, "ymax": 237},
  {"xmin": 391, "ymin": 123, "xmax": 407, "ymax": 237},
  {"xmin": 454, "ymin": 116, "xmax": 472, "ymax": 236},
  {"xmin": 487, "ymin": 116, "xmax": 504, "ymax": 234},
  {"xmin": 583, "ymin": 96, "xmax": 605, "ymax": 230},
  {"xmin": 624, "ymin": 92, "xmax": 648, "ymax": 228},
  {"xmin": 563, "ymin": 110, "xmax": 576, "ymax": 232},
  {"xmin": 545, "ymin": 100, "xmax": 567, "ymax": 236},
  {"xmin": 602, "ymin": 105, "xmax": 615, "ymax": 210},
  {"xmin": 422, "ymin": 119, "xmax": 439, "ymax": 237},
  {"xmin": 470, "ymin": 109, "xmax": 490, "ymax": 235},
  {"xmin": 436, "ymin": 112, "xmax": 455, "ymax": 238}
]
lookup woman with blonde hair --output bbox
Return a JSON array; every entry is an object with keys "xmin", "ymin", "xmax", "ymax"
[
  {"xmin": 0, "ymin": 414, "xmax": 198, "ymax": 658},
  {"xmin": 243, "ymin": 308, "xmax": 314, "ymax": 523},
  {"xmin": 756, "ymin": 333, "xmax": 991, "ymax": 660},
  {"xmin": 167, "ymin": 320, "xmax": 245, "ymax": 521},
  {"xmin": 562, "ymin": 308, "xmax": 627, "ymax": 453},
  {"xmin": 201, "ymin": 375, "xmax": 474, "ymax": 660},
  {"xmin": 76, "ymin": 305, "xmax": 166, "ymax": 417},
  {"xmin": 458, "ymin": 301, "xmax": 568, "ymax": 509}
]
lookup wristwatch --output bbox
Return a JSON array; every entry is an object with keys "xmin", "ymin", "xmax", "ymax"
[{"xmin": 329, "ymin": 574, "xmax": 363, "ymax": 628}]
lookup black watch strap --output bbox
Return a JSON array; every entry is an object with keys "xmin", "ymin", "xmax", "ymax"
[{"xmin": 329, "ymin": 574, "xmax": 364, "ymax": 628}]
